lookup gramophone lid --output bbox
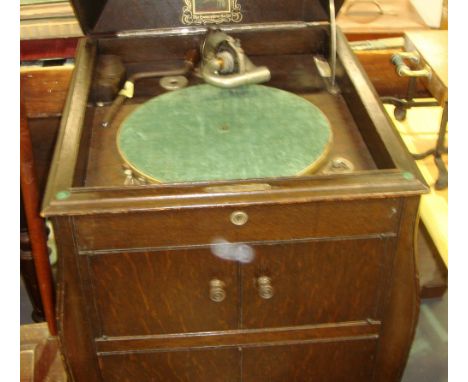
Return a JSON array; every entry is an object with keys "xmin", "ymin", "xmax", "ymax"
[{"xmin": 70, "ymin": 0, "xmax": 345, "ymax": 36}]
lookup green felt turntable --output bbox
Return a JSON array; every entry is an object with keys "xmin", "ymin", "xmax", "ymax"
[{"xmin": 117, "ymin": 84, "xmax": 332, "ymax": 183}]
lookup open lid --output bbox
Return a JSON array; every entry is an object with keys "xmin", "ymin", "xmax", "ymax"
[{"xmin": 71, "ymin": 0, "xmax": 344, "ymax": 36}]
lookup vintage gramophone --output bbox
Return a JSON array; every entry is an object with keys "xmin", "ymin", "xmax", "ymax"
[{"xmin": 42, "ymin": 1, "xmax": 427, "ymax": 381}]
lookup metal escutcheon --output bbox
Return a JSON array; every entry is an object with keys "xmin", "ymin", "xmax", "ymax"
[
  {"xmin": 257, "ymin": 276, "xmax": 274, "ymax": 299},
  {"xmin": 230, "ymin": 211, "xmax": 248, "ymax": 226},
  {"xmin": 209, "ymin": 279, "xmax": 226, "ymax": 302}
]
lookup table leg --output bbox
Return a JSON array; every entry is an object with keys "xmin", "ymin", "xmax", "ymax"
[
  {"xmin": 434, "ymin": 102, "xmax": 448, "ymax": 189},
  {"xmin": 20, "ymin": 90, "xmax": 57, "ymax": 335}
]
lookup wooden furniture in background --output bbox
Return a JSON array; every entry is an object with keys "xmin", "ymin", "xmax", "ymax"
[
  {"xmin": 20, "ymin": 63, "xmax": 73, "ymax": 327},
  {"xmin": 353, "ymin": 47, "xmax": 431, "ymax": 99},
  {"xmin": 344, "ymin": 29, "xmax": 448, "ymax": 296},
  {"xmin": 405, "ymin": 30, "xmax": 448, "ymax": 106},
  {"xmin": 20, "ymin": 38, "xmax": 78, "ymax": 61},
  {"xmin": 402, "ymin": 30, "xmax": 448, "ymax": 259},
  {"xmin": 337, "ymin": 0, "xmax": 427, "ymax": 37},
  {"xmin": 20, "ymin": 89, "xmax": 57, "ymax": 335},
  {"xmin": 21, "ymin": 66, "xmax": 74, "ymax": 119},
  {"xmin": 20, "ymin": 0, "xmax": 82, "ymax": 40}
]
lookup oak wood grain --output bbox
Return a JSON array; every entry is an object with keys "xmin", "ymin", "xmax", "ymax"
[
  {"xmin": 95, "ymin": 321, "xmax": 380, "ymax": 353},
  {"xmin": 89, "ymin": 248, "xmax": 239, "ymax": 336},
  {"xmin": 242, "ymin": 337, "xmax": 378, "ymax": 382},
  {"xmin": 21, "ymin": 67, "xmax": 74, "ymax": 118},
  {"xmin": 98, "ymin": 348, "xmax": 240, "ymax": 382},
  {"xmin": 373, "ymin": 196, "xmax": 421, "ymax": 381},
  {"xmin": 241, "ymin": 238, "xmax": 391, "ymax": 328},
  {"xmin": 73, "ymin": 198, "xmax": 400, "ymax": 252}
]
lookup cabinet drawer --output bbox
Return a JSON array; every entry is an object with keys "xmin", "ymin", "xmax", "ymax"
[
  {"xmin": 74, "ymin": 198, "xmax": 400, "ymax": 251},
  {"xmin": 97, "ymin": 332, "xmax": 377, "ymax": 382},
  {"xmin": 242, "ymin": 337, "xmax": 378, "ymax": 382},
  {"xmin": 88, "ymin": 248, "xmax": 239, "ymax": 336},
  {"xmin": 98, "ymin": 348, "xmax": 239, "ymax": 382},
  {"xmin": 242, "ymin": 237, "xmax": 390, "ymax": 328}
]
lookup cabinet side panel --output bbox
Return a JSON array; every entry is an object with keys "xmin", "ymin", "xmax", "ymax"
[
  {"xmin": 373, "ymin": 196, "xmax": 421, "ymax": 381},
  {"xmin": 53, "ymin": 217, "xmax": 102, "ymax": 382}
]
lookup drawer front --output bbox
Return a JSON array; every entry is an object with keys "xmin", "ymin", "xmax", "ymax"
[
  {"xmin": 98, "ymin": 348, "xmax": 239, "ymax": 382},
  {"xmin": 74, "ymin": 198, "xmax": 400, "ymax": 251},
  {"xmin": 88, "ymin": 248, "xmax": 239, "ymax": 336},
  {"xmin": 96, "ymin": 324, "xmax": 378, "ymax": 381},
  {"xmin": 242, "ymin": 237, "xmax": 390, "ymax": 328},
  {"xmin": 242, "ymin": 337, "xmax": 378, "ymax": 382}
]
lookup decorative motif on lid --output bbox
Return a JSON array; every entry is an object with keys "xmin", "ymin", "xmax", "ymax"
[{"xmin": 182, "ymin": 0, "xmax": 243, "ymax": 25}]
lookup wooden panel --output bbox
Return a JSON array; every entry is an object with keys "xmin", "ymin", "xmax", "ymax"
[
  {"xmin": 337, "ymin": 0, "xmax": 426, "ymax": 35},
  {"xmin": 354, "ymin": 49, "xmax": 431, "ymax": 98},
  {"xmin": 373, "ymin": 196, "xmax": 420, "ymax": 381},
  {"xmin": 53, "ymin": 217, "xmax": 102, "ymax": 381},
  {"xmin": 89, "ymin": 248, "xmax": 239, "ymax": 336},
  {"xmin": 98, "ymin": 348, "xmax": 240, "ymax": 382},
  {"xmin": 27, "ymin": 117, "xmax": 61, "ymax": 195},
  {"xmin": 20, "ymin": 38, "xmax": 79, "ymax": 61},
  {"xmin": 95, "ymin": 321, "xmax": 380, "ymax": 353},
  {"xmin": 242, "ymin": 238, "xmax": 390, "ymax": 328},
  {"xmin": 336, "ymin": 28, "xmax": 426, "ymax": 179},
  {"xmin": 91, "ymin": 0, "xmax": 335, "ymax": 34},
  {"xmin": 405, "ymin": 30, "xmax": 448, "ymax": 104},
  {"xmin": 42, "ymin": 39, "xmax": 96, "ymax": 212},
  {"xmin": 97, "ymin": 28, "xmax": 328, "ymax": 63},
  {"xmin": 20, "ymin": 67, "xmax": 74, "ymax": 118},
  {"xmin": 74, "ymin": 198, "xmax": 400, "ymax": 251},
  {"xmin": 242, "ymin": 337, "xmax": 378, "ymax": 382}
]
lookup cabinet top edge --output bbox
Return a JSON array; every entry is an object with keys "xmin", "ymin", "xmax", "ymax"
[{"xmin": 42, "ymin": 171, "xmax": 426, "ymax": 217}]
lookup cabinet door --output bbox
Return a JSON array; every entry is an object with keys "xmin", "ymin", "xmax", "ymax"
[
  {"xmin": 242, "ymin": 238, "xmax": 389, "ymax": 328},
  {"xmin": 242, "ymin": 337, "xmax": 378, "ymax": 382},
  {"xmin": 88, "ymin": 248, "xmax": 239, "ymax": 336}
]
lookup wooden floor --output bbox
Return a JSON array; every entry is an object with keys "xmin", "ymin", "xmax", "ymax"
[{"xmin": 20, "ymin": 323, "xmax": 66, "ymax": 382}]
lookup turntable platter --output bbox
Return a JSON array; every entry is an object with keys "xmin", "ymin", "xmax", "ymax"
[{"xmin": 117, "ymin": 84, "xmax": 332, "ymax": 183}]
